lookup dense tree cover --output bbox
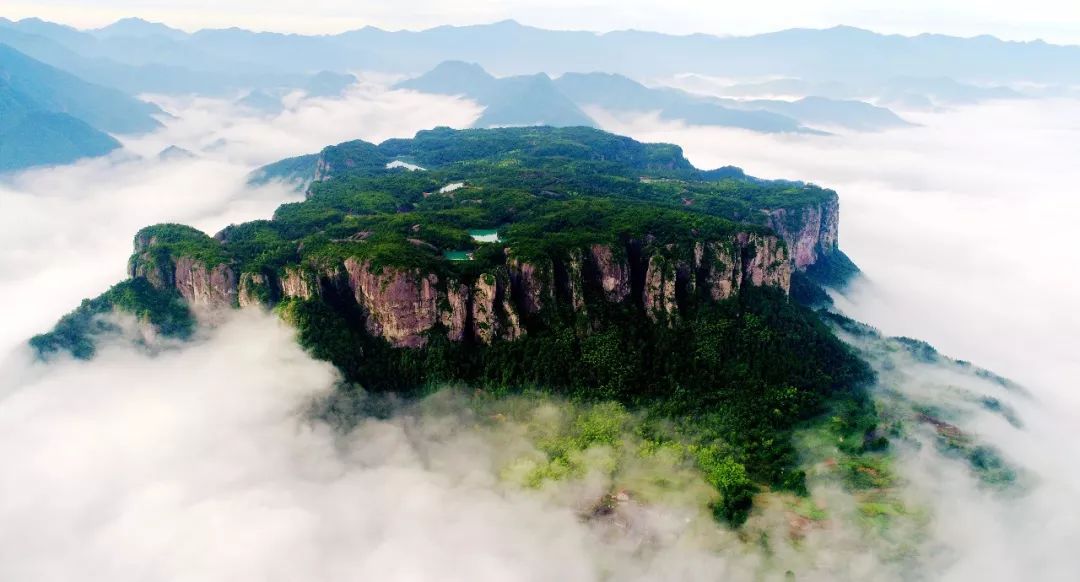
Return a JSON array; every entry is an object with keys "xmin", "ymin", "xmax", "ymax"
[
  {"xmin": 246, "ymin": 152, "xmax": 319, "ymax": 187},
  {"xmin": 284, "ymin": 284, "xmax": 874, "ymax": 522},
  {"xmin": 129, "ymin": 223, "xmax": 230, "ymax": 283},
  {"xmin": 133, "ymin": 223, "xmax": 227, "ymax": 262},
  {"xmin": 30, "ymin": 278, "xmax": 194, "ymax": 359},
  {"xmin": 804, "ymin": 248, "xmax": 861, "ymax": 289},
  {"xmin": 50, "ymin": 127, "xmax": 874, "ymax": 525},
  {"xmin": 221, "ymin": 127, "xmax": 835, "ymax": 279}
]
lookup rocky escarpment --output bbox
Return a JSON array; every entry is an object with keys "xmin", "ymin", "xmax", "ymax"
[
  {"xmin": 128, "ymin": 232, "xmax": 237, "ymax": 310},
  {"xmin": 764, "ymin": 198, "xmax": 840, "ymax": 270},
  {"xmin": 129, "ymin": 232, "xmax": 790, "ymax": 348}
]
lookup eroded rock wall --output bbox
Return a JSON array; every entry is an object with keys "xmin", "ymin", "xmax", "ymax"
[{"xmin": 130, "ymin": 231, "xmax": 790, "ymax": 346}]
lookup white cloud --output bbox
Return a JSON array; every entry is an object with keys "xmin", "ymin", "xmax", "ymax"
[
  {"xmin": 0, "ymin": 312, "xmax": 598, "ymax": 582},
  {"xmin": 589, "ymin": 98, "xmax": 1080, "ymax": 577},
  {"xmin": 1, "ymin": 73, "xmax": 1078, "ymax": 580},
  {"xmin": 5, "ymin": 307, "xmax": 1067, "ymax": 582}
]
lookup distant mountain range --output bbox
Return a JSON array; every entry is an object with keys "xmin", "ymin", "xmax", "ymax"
[
  {"xmin": 0, "ymin": 16, "xmax": 1063, "ymax": 171},
  {"xmin": 397, "ymin": 61, "xmax": 912, "ymax": 133},
  {"xmin": 1, "ymin": 17, "xmax": 1077, "ymax": 96},
  {"xmin": 396, "ymin": 63, "xmax": 596, "ymax": 128},
  {"xmin": 0, "ymin": 43, "xmax": 163, "ymax": 172},
  {"xmin": 0, "ymin": 18, "xmax": 338, "ymax": 95}
]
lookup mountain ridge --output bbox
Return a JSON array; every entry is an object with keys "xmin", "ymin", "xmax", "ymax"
[
  {"xmin": 3, "ymin": 16, "xmax": 1078, "ymax": 94},
  {"xmin": 0, "ymin": 42, "xmax": 162, "ymax": 134},
  {"xmin": 0, "ymin": 43, "xmax": 165, "ymax": 171},
  {"xmin": 398, "ymin": 62, "xmax": 910, "ymax": 132}
]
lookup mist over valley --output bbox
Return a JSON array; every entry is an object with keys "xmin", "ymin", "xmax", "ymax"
[{"xmin": 0, "ymin": 7, "xmax": 1077, "ymax": 581}]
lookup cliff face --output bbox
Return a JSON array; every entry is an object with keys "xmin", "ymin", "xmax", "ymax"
[
  {"xmin": 130, "ymin": 232, "xmax": 790, "ymax": 348},
  {"xmin": 343, "ymin": 258, "xmax": 441, "ymax": 348},
  {"xmin": 590, "ymin": 244, "xmax": 631, "ymax": 303},
  {"xmin": 128, "ymin": 233, "xmax": 237, "ymax": 310},
  {"xmin": 172, "ymin": 257, "xmax": 238, "ymax": 309},
  {"xmin": 765, "ymin": 198, "xmax": 840, "ymax": 270}
]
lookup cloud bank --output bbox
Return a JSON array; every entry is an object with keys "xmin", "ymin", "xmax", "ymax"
[
  {"xmin": 591, "ymin": 97, "xmax": 1080, "ymax": 578},
  {"xmin": 4, "ymin": 307, "xmax": 1064, "ymax": 582},
  {"xmin": 1, "ymin": 79, "xmax": 1077, "ymax": 580},
  {"xmin": 0, "ymin": 312, "xmax": 608, "ymax": 582}
]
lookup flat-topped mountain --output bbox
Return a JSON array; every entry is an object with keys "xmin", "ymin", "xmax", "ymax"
[
  {"xmin": 252, "ymin": 126, "xmax": 849, "ymax": 274},
  {"xmin": 146, "ymin": 125, "xmax": 849, "ymax": 343},
  {"xmin": 34, "ymin": 127, "xmax": 872, "ymax": 524}
]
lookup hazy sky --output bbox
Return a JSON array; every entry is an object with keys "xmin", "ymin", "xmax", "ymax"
[{"xmin": 4, "ymin": 0, "xmax": 1080, "ymax": 44}]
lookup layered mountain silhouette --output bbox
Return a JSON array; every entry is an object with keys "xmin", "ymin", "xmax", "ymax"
[
  {"xmin": 0, "ymin": 43, "xmax": 163, "ymax": 171},
  {"xmin": 0, "ymin": 17, "xmax": 1061, "ymax": 100},
  {"xmin": 397, "ymin": 61, "xmax": 910, "ymax": 132}
]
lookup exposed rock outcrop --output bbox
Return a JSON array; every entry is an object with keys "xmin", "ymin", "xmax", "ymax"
[
  {"xmin": 562, "ymin": 250, "xmax": 587, "ymax": 313},
  {"xmin": 508, "ymin": 258, "xmax": 551, "ymax": 315},
  {"xmin": 589, "ymin": 244, "xmax": 631, "ymax": 303},
  {"xmin": 644, "ymin": 254, "xmax": 679, "ymax": 323},
  {"xmin": 344, "ymin": 259, "xmax": 441, "ymax": 348},
  {"xmin": 128, "ymin": 237, "xmax": 238, "ymax": 310},
  {"xmin": 470, "ymin": 270, "xmax": 524, "ymax": 344},
  {"xmin": 471, "ymin": 273, "xmax": 499, "ymax": 344},
  {"xmin": 764, "ymin": 198, "xmax": 840, "ymax": 270},
  {"xmin": 172, "ymin": 257, "xmax": 238, "ymax": 309},
  {"xmin": 238, "ymin": 272, "xmax": 270, "ymax": 308},
  {"xmin": 279, "ymin": 266, "xmax": 318, "ymax": 300},
  {"xmin": 500, "ymin": 271, "xmax": 525, "ymax": 341},
  {"xmin": 442, "ymin": 282, "xmax": 470, "ymax": 342},
  {"xmin": 740, "ymin": 233, "xmax": 792, "ymax": 293},
  {"xmin": 130, "ymin": 230, "xmax": 791, "ymax": 348},
  {"xmin": 312, "ymin": 156, "xmax": 333, "ymax": 184},
  {"xmin": 695, "ymin": 241, "xmax": 737, "ymax": 301},
  {"xmin": 128, "ymin": 233, "xmax": 171, "ymax": 289}
]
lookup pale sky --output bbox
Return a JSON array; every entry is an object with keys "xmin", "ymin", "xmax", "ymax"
[{"xmin": 3, "ymin": 0, "xmax": 1080, "ymax": 44}]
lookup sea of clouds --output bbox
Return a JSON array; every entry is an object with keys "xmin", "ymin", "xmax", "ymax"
[
  {"xmin": 592, "ymin": 96, "xmax": 1080, "ymax": 579},
  {"xmin": 0, "ymin": 80, "xmax": 1077, "ymax": 581}
]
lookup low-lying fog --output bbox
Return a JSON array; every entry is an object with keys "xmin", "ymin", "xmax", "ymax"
[{"xmin": 1, "ymin": 79, "xmax": 1077, "ymax": 580}]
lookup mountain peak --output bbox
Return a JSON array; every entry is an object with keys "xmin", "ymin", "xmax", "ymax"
[
  {"xmin": 92, "ymin": 17, "xmax": 187, "ymax": 39},
  {"xmin": 432, "ymin": 60, "xmax": 493, "ymax": 75},
  {"xmin": 396, "ymin": 60, "xmax": 498, "ymax": 96}
]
